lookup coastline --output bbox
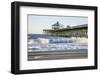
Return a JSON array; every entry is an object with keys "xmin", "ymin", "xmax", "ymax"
[{"xmin": 28, "ymin": 49, "xmax": 88, "ymax": 61}]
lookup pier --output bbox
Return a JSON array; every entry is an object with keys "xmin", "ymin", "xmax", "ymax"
[{"xmin": 43, "ymin": 22, "xmax": 88, "ymax": 37}]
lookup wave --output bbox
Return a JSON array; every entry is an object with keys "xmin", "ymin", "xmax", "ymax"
[
  {"xmin": 28, "ymin": 34, "xmax": 74, "ymax": 43},
  {"xmin": 28, "ymin": 34, "xmax": 88, "ymax": 52}
]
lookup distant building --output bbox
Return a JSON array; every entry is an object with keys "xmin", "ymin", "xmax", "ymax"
[{"xmin": 52, "ymin": 21, "xmax": 64, "ymax": 30}]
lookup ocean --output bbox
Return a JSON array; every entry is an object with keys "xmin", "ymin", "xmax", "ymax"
[{"xmin": 28, "ymin": 34, "xmax": 88, "ymax": 52}]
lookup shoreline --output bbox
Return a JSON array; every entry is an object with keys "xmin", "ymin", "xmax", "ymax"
[
  {"xmin": 28, "ymin": 49, "xmax": 88, "ymax": 61},
  {"xmin": 28, "ymin": 53, "xmax": 88, "ymax": 61}
]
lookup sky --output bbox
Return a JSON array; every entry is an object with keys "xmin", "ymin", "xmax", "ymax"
[{"xmin": 28, "ymin": 15, "xmax": 88, "ymax": 34}]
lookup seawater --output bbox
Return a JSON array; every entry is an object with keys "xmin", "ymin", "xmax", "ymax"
[{"xmin": 28, "ymin": 34, "xmax": 88, "ymax": 52}]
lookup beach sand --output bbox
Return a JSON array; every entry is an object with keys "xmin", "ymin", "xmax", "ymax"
[{"xmin": 28, "ymin": 49, "xmax": 88, "ymax": 61}]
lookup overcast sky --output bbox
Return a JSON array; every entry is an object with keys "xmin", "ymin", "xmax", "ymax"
[{"xmin": 28, "ymin": 15, "xmax": 88, "ymax": 34}]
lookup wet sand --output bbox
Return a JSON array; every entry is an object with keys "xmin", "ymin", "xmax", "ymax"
[{"xmin": 28, "ymin": 49, "xmax": 88, "ymax": 61}]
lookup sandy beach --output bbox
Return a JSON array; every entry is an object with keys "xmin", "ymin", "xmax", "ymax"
[{"xmin": 28, "ymin": 49, "xmax": 88, "ymax": 61}]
